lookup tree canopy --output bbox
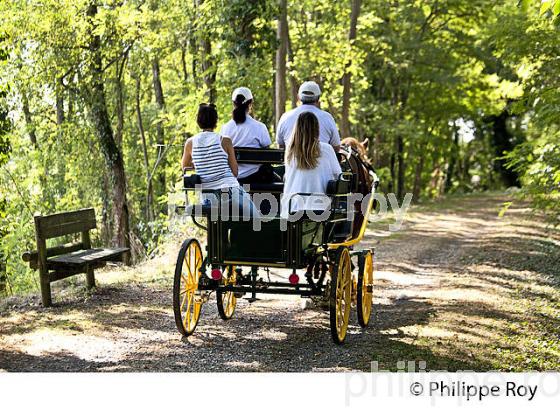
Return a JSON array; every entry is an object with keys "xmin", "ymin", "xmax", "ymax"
[{"xmin": 0, "ymin": 0, "xmax": 559, "ymax": 295}]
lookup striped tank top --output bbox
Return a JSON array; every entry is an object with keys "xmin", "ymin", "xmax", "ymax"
[{"xmin": 191, "ymin": 131, "xmax": 239, "ymax": 190}]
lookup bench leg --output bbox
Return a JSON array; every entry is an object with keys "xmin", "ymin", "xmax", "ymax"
[
  {"xmin": 40, "ymin": 274, "xmax": 52, "ymax": 307},
  {"xmin": 85, "ymin": 266, "xmax": 95, "ymax": 289}
]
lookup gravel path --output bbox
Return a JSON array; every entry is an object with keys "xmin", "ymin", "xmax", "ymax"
[{"xmin": 1, "ymin": 193, "xmax": 559, "ymax": 372}]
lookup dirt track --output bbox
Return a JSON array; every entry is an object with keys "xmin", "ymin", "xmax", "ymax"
[{"xmin": 1, "ymin": 193, "xmax": 559, "ymax": 372}]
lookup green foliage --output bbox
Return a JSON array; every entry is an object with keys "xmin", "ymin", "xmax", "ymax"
[
  {"xmin": 0, "ymin": 0, "xmax": 558, "ymax": 295},
  {"xmin": 499, "ymin": 0, "xmax": 560, "ymax": 224},
  {"xmin": 505, "ymin": 136, "xmax": 560, "ymax": 225}
]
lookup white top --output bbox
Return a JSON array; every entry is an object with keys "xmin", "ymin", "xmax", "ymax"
[
  {"xmin": 220, "ymin": 116, "xmax": 272, "ymax": 179},
  {"xmin": 281, "ymin": 142, "xmax": 342, "ymax": 218},
  {"xmin": 276, "ymin": 104, "xmax": 341, "ymax": 148},
  {"xmin": 190, "ymin": 131, "xmax": 239, "ymax": 190}
]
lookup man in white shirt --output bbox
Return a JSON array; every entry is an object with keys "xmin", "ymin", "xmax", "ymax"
[{"xmin": 276, "ymin": 81, "xmax": 341, "ymax": 152}]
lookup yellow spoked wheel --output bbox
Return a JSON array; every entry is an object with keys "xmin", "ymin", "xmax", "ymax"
[
  {"xmin": 217, "ymin": 265, "xmax": 237, "ymax": 320},
  {"xmin": 173, "ymin": 239, "xmax": 204, "ymax": 336},
  {"xmin": 329, "ymin": 247, "xmax": 352, "ymax": 345},
  {"xmin": 357, "ymin": 250, "xmax": 374, "ymax": 328}
]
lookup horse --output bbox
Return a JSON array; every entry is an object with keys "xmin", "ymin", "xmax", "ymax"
[
  {"xmin": 340, "ymin": 137, "xmax": 376, "ymax": 240},
  {"xmin": 341, "ymin": 137, "xmax": 370, "ymax": 164}
]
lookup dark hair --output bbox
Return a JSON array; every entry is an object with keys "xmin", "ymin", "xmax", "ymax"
[
  {"xmin": 300, "ymin": 93, "xmax": 319, "ymax": 105},
  {"xmin": 197, "ymin": 103, "xmax": 218, "ymax": 129},
  {"xmin": 232, "ymin": 94, "xmax": 253, "ymax": 124}
]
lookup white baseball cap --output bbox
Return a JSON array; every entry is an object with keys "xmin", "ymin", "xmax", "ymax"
[
  {"xmin": 232, "ymin": 87, "xmax": 253, "ymax": 103},
  {"xmin": 298, "ymin": 81, "xmax": 322, "ymax": 100}
]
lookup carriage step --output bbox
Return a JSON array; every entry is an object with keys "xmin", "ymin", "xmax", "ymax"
[{"xmin": 245, "ymin": 297, "xmax": 261, "ymax": 303}]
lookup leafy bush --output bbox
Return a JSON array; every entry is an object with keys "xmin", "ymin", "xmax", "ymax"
[{"xmin": 505, "ymin": 136, "xmax": 560, "ymax": 225}]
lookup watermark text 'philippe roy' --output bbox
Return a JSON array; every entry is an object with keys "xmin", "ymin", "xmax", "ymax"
[{"xmin": 171, "ymin": 187, "xmax": 413, "ymax": 233}]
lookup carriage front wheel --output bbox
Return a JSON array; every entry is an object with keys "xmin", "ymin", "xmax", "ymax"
[
  {"xmin": 330, "ymin": 246, "xmax": 352, "ymax": 344},
  {"xmin": 357, "ymin": 250, "xmax": 374, "ymax": 328},
  {"xmin": 173, "ymin": 238, "xmax": 204, "ymax": 336}
]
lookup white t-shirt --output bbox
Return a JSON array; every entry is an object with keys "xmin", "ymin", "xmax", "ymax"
[
  {"xmin": 281, "ymin": 142, "xmax": 342, "ymax": 218},
  {"xmin": 220, "ymin": 116, "xmax": 272, "ymax": 179},
  {"xmin": 276, "ymin": 104, "xmax": 341, "ymax": 148}
]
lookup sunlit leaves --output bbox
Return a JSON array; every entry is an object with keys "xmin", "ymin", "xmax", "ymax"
[{"xmin": 519, "ymin": 0, "xmax": 560, "ymax": 16}]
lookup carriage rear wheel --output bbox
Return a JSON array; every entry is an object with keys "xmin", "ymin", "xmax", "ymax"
[
  {"xmin": 357, "ymin": 250, "xmax": 374, "ymax": 328},
  {"xmin": 217, "ymin": 265, "xmax": 237, "ymax": 320},
  {"xmin": 329, "ymin": 247, "xmax": 352, "ymax": 344},
  {"xmin": 173, "ymin": 239, "xmax": 204, "ymax": 336}
]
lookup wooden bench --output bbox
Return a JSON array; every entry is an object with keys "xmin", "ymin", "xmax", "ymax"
[{"xmin": 22, "ymin": 208, "xmax": 129, "ymax": 307}]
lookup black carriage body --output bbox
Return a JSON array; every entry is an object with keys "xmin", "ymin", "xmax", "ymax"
[
  {"xmin": 182, "ymin": 147, "xmax": 372, "ymax": 290},
  {"xmin": 207, "ymin": 217, "xmax": 323, "ymax": 270},
  {"xmin": 185, "ymin": 147, "xmax": 342, "ymax": 270}
]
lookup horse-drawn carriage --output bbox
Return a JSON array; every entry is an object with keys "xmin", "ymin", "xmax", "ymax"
[{"xmin": 174, "ymin": 145, "xmax": 378, "ymax": 344}]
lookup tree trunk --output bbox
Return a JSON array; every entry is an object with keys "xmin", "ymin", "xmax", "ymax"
[
  {"xmin": 135, "ymin": 75, "xmax": 154, "ymax": 222},
  {"xmin": 21, "ymin": 93, "xmax": 38, "ymax": 148},
  {"xmin": 286, "ymin": 16, "xmax": 298, "ymax": 108},
  {"xmin": 412, "ymin": 155, "xmax": 425, "ymax": 202},
  {"xmin": 272, "ymin": 53, "xmax": 277, "ymax": 129},
  {"xmin": 389, "ymin": 151, "xmax": 396, "ymax": 194},
  {"xmin": 429, "ymin": 162, "xmax": 444, "ymax": 198},
  {"xmin": 67, "ymin": 87, "xmax": 74, "ymax": 121},
  {"xmin": 189, "ymin": 35, "xmax": 199, "ymax": 88},
  {"xmin": 151, "ymin": 58, "xmax": 166, "ymax": 201},
  {"xmin": 374, "ymin": 132, "xmax": 382, "ymax": 166},
  {"xmin": 55, "ymin": 78, "xmax": 67, "ymax": 197},
  {"xmin": 340, "ymin": 0, "xmax": 361, "ymax": 139},
  {"xmin": 0, "ymin": 252, "xmax": 5, "ymax": 295},
  {"xmin": 200, "ymin": 39, "xmax": 216, "ymax": 103},
  {"xmin": 275, "ymin": 0, "xmax": 288, "ymax": 127},
  {"xmin": 101, "ymin": 171, "xmax": 112, "ymax": 245},
  {"xmin": 86, "ymin": 3, "xmax": 130, "ymax": 263},
  {"xmin": 463, "ymin": 147, "xmax": 471, "ymax": 184},
  {"xmin": 445, "ymin": 127, "xmax": 459, "ymax": 193},
  {"xmin": 180, "ymin": 45, "xmax": 189, "ymax": 82},
  {"xmin": 193, "ymin": 0, "xmax": 216, "ymax": 102},
  {"xmin": 0, "ymin": 89, "xmax": 9, "ymax": 295},
  {"xmin": 114, "ymin": 58, "xmax": 126, "ymax": 148},
  {"xmin": 396, "ymin": 135, "xmax": 405, "ymax": 201},
  {"xmin": 55, "ymin": 78, "xmax": 65, "ymax": 126},
  {"xmin": 488, "ymin": 110, "xmax": 520, "ymax": 187}
]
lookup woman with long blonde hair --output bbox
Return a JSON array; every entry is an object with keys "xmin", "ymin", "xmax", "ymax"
[{"xmin": 281, "ymin": 112, "xmax": 341, "ymax": 218}]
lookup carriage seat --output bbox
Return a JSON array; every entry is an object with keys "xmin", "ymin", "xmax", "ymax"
[
  {"xmin": 183, "ymin": 174, "xmax": 202, "ymax": 189},
  {"xmin": 326, "ymin": 176, "xmax": 351, "ymax": 196},
  {"xmin": 326, "ymin": 174, "xmax": 353, "ymax": 242},
  {"xmin": 243, "ymin": 182, "xmax": 284, "ymax": 194},
  {"xmin": 185, "ymin": 172, "xmax": 284, "ymax": 196},
  {"xmin": 184, "ymin": 174, "xmax": 284, "ymax": 194}
]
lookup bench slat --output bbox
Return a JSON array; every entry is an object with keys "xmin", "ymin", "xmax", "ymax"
[
  {"xmin": 36, "ymin": 208, "xmax": 96, "ymax": 239},
  {"xmin": 23, "ymin": 242, "xmax": 85, "ymax": 269},
  {"xmin": 46, "ymin": 247, "xmax": 129, "ymax": 269},
  {"xmin": 39, "ymin": 220, "xmax": 97, "ymax": 239}
]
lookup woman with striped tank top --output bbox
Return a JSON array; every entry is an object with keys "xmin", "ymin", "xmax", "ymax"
[{"xmin": 182, "ymin": 103, "xmax": 256, "ymax": 216}]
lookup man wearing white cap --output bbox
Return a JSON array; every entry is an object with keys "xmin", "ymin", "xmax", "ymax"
[
  {"xmin": 276, "ymin": 81, "xmax": 341, "ymax": 152},
  {"xmin": 220, "ymin": 87, "xmax": 273, "ymax": 184}
]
